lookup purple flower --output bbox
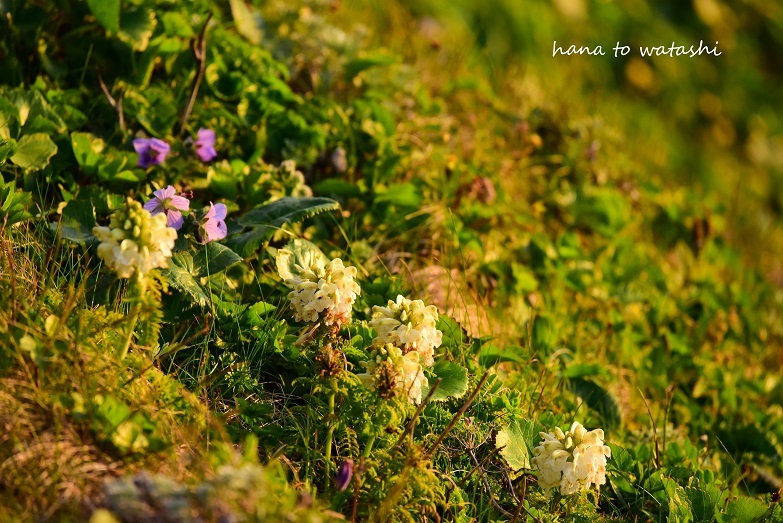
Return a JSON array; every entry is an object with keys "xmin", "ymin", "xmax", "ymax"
[
  {"xmin": 335, "ymin": 459, "xmax": 353, "ymax": 491},
  {"xmin": 143, "ymin": 186, "xmax": 190, "ymax": 230},
  {"xmin": 200, "ymin": 202, "xmax": 227, "ymax": 242},
  {"xmin": 193, "ymin": 128, "xmax": 217, "ymax": 162},
  {"xmin": 133, "ymin": 138, "xmax": 170, "ymax": 168}
]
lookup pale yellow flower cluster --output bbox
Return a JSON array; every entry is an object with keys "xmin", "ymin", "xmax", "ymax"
[
  {"xmin": 532, "ymin": 421, "xmax": 611, "ymax": 497},
  {"xmin": 358, "ymin": 344, "xmax": 428, "ymax": 404},
  {"xmin": 283, "ymin": 258, "xmax": 360, "ymax": 327},
  {"xmin": 93, "ymin": 199, "xmax": 177, "ymax": 279},
  {"xmin": 369, "ymin": 295, "xmax": 442, "ymax": 366}
]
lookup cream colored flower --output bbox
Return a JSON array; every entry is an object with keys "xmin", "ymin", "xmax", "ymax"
[
  {"xmin": 358, "ymin": 344, "xmax": 428, "ymax": 404},
  {"xmin": 93, "ymin": 198, "xmax": 177, "ymax": 279},
  {"xmin": 281, "ymin": 257, "xmax": 360, "ymax": 326},
  {"xmin": 531, "ymin": 421, "xmax": 611, "ymax": 497},
  {"xmin": 369, "ymin": 295, "xmax": 442, "ymax": 366}
]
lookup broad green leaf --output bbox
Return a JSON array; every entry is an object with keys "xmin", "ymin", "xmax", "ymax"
[
  {"xmin": 118, "ymin": 8, "xmax": 157, "ymax": 51},
  {"xmin": 531, "ymin": 314, "xmax": 556, "ymax": 350},
  {"xmin": 566, "ymin": 377, "xmax": 622, "ymax": 431},
  {"xmin": 56, "ymin": 199, "xmax": 96, "ymax": 245},
  {"xmin": 723, "ymin": 497, "xmax": 768, "ymax": 523},
  {"xmin": 10, "ymin": 133, "xmax": 57, "ymax": 170},
  {"xmin": 87, "ymin": 0, "xmax": 120, "ymax": 33},
  {"xmin": 161, "ymin": 253, "xmax": 210, "ymax": 307},
  {"xmin": 275, "ymin": 238, "xmax": 329, "ymax": 280},
  {"xmin": 496, "ymin": 418, "xmax": 546, "ymax": 471},
  {"xmin": 229, "ymin": 0, "xmax": 263, "ymax": 45},
  {"xmin": 71, "ymin": 132, "xmax": 105, "ymax": 176},
  {"xmin": 421, "ymin": 360, "xmax": 469, "ymax": 401},
  {"xmin": 0, "ymin": 179, "xmax": 32, "ymax": 226},
  {"xmin": 229, "ymin": 197, "xmax": 339, "ymax": 256},
  {"xmin": 192, "ymin": 242, "xmax": 243, "ymax": 277},
  {"xmin": 685, "ymin": 485, "xmax": 717, "ymax": 522}
]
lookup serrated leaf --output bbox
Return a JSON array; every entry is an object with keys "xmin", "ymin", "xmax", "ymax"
[
  {"xmin": 421, "ymin": 360, "xmax": 468, "ymax": 401},
  {"xmin": 87, "ymin": 0, "xmax": 120, "ymax": 32},
  {"xmin": 685, "ymin": 485, "xmax": 717, "ymax": 522},
  {"xmin": 275, "ymin": 238, "xmax": 329, "ymax": 280},
  {"xmin": 496, "ymin": 418, "xmax": 546, "ymax": 471},
  {"xmin": 56, "ymin": 199, "xmax": 96, "ymax": 245},
  {"xmin": 10, "ymin": 133, "xmax": 57, "ymax": 170},
  {"xmin": 229, "ymin": 197, "xmax": 339, "ymax": 256},
  {"xmin": 192, "ymin": 242, "xmax": 243, "ymax": 277},
  {"xmin": 161, "ymin": 253, "xmax": 210, "ymax": 307},
  {"xmin": 724, "ymin": 497, "xmax": 768, "ymax": 523}
]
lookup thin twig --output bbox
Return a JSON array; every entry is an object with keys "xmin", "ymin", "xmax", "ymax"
[
  {"xmin": 467, "ymin": 447, "xmax": 513, "ymax": 518},
  {"xmin": 424, "ymin": 369, "xmax": 491, "ymax": 459},
  {"xmin": 178, "ymin": 12, "xmax": 213, "ymax": 137},
  {"xmin": 456, "ymin": 445, "xmax": 502, "ymax": 488},
  {"xmin": 98, "ymin": 73, "xmax": 124, "ymax": 132}
]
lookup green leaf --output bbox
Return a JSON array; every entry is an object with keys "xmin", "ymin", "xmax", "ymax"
[
  {"xmin": 191, "ymin": 242, "xmax": 243, "ymax": 277},
  {"xmin": 10, "ymin": 133, "xmax": 57, "ymax": 170},
  {"xmin": 344, "ymin": 53, "xmax": 397, "ymax": 80},
  {"xmin": 0, "ymin": 138, "xmax": 16, "ymax": 164},
  {"xmin": 229, "ymin": 197, "xmax": 340, "ymax": 256},
  {"xmin": 56, "ymin": 199, "xmax": 96, "ymax": 245},
  {"xmin": 313, "ymin": 179, "xmax": 363, "ymax": 198},
  {"xmin": 375, "ymin": 182, "xmax": 421, "ymax": 208},
  {"xmin": 71, "ymin": 132, "xmax": 105, "ymax": 177},
  {"xmin": 566, "ymin": 377, "xmax": 622, "ymax": 431},
  {"xmin": 0, "ymin": 179, "xmax": 32, "ymax": 226},
  {"xmin": 478, "ymin": 344, "xmax": 527, "ymax": 367},
  {"xmin": 723, "ymin": 497, "xmax": 768, "ymax": 523},
  {"xmin": 421, "ymin": 360, "xmax": 469, "ymax": 401},
  {"xmin": 87, "ymin": 0, "xmax": 120, "ymax": 32},
  {"xmin": 118, "ymin": 8, "xmax": 157, "ymax": 51},
  {"xmin": 496, "ymin": 418, "xmax": 546, "ymax": 471},
  {"xmin": 229, "ymin": 0, "xmax": 263, "ymax": 45},
  {"xmin": 562, "ymin": 362, "xmax": 610, "ymax": 379},
  {"xmin": 160, "ymin": 253, "xmax": 210, "ymax": 307},
  {"xmin": 275, "ymin": 238, "xmax": 329, "ymax": 280},
  {"xmin": 685, "ymin": 485, "xmax": 717, "ymax": 522}
]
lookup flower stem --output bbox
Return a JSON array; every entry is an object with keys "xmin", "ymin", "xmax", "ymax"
[
  {"xmin": 362, "ymin": 434, "xmax": 377, "ymax": 459},
  {"xmin": 120, "ymin": 307, "xmax": 139, "ymax": 360},
  {"xmin": 323, "ymin": 388, "xmax": 336, "ymax": 493}
]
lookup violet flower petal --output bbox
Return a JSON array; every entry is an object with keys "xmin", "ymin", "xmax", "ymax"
[{"xmin": 166, "ymin": 210, "xmax": 184, "ymax": 230}]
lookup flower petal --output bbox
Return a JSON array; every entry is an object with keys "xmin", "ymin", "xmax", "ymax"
[
  {"xmin": 168, "ymin": 195, "xmax": 190, "ymax": 211},
  {"xmin": 133, "ymin": 139, "xmax": 150, "ymax": 154},
  {"xmin": 143, "ymin": 199, "xmax": 163, "ymax": 214},
  {"xmin": 212, "ymin": 203, "xmax": 227, "ymax": 221},
  {"xmin": 166, "ymin": 210, "xmax": 184, "ymax": 230}
]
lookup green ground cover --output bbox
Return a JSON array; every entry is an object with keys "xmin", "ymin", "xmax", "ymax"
[{"xmin": 1, "ymin": 0, "xmax": 782, "ymax": 521}]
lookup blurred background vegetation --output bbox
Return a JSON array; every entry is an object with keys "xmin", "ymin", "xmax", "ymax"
[{"xmin": 336, "ymin": 0, "xmax": 783, "ymax": 283}]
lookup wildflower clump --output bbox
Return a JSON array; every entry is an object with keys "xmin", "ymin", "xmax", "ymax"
[
  {"xmin": 358, "ymin": 344, "xmax": 428, "ymax": 404},
  {"xmin": 531, "ymin": 421, "xmax": 611, "ymax": 497},
  {"xmin": 369, "ymin": 295, "xmax": 443, "ymax": 366},
  {"xmin": 277, "ymin": 240, "xmax": 361, "ymax": 327},
  {"xmin": 93, "ymin": 199, "xmax": 177, "ymax": 279}
]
